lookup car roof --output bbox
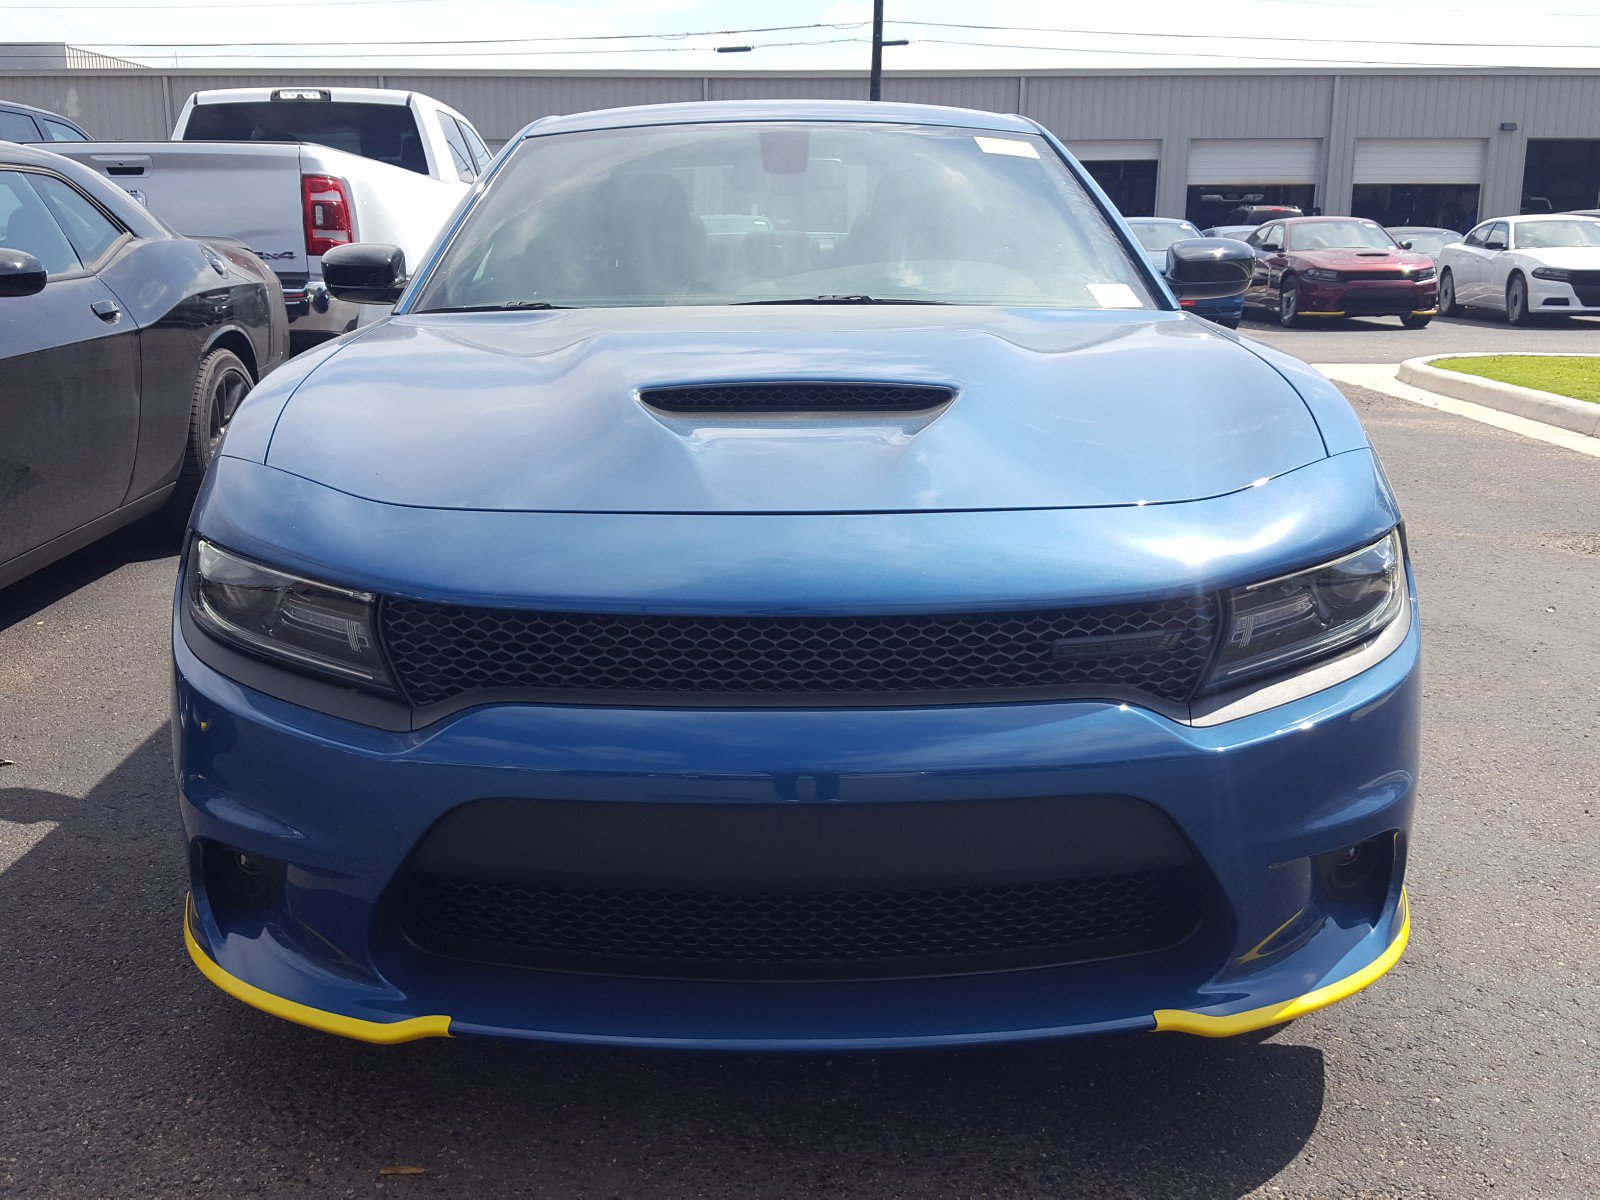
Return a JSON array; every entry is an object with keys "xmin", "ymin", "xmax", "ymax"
[
  {"xmin": 1279, "ymin": 215, "xmax": 1379, "ymax": 225},
  {"xmin": 1126, "ymin": 217, "xmax": 1195, "ymax": 226},
  {"xmin": 518, "ymin": 100, "xmax": 1039, "ymax": 140},
  {"xmin": 0, "ymin": 140, "xmax": 89, "ymax": 169},
  {"xmin": 1, "ymin": 98, "xmax": 71, "ymax": 119},
  {"xmin": 1504, "ymin": 212, "xmax": 1600, "ymax": 223}
]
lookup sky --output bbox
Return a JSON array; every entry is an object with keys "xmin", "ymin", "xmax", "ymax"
[{"xmin": 3, "ymin": 0, "xmax": 1600, "ymax": 73}]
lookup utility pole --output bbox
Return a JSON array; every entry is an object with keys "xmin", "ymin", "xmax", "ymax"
[{"xmin": 869, "ymin": 0, "xmax": 885, "ymax": 101}]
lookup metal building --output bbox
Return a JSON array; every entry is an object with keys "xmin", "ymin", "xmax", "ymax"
[{"xmin": 3, "ymin": 65, "xmax": 1599, "ymax": 225}]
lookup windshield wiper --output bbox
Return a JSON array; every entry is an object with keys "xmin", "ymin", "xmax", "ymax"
[
  {"xmin": 416, "ymin": 301, "xmax": 575, "ymax": 313},
  {"xmin": 737, "ymin": 294, "xmax": 951, "ymax": 306}
]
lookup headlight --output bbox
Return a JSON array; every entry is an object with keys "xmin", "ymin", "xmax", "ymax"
[
  {"xmin": 1300, "ymin": 268, "xmax": 1338, "ymax": 282},
  {"xmin": 1532, "ymin": 267, "xmax": 1571, "ymax": 281},
  {"xmin": 187, "ymin": 539, "xmax": 397, "ymax": 693},
  {"xmin": 1206, "ymin": 531, "xmax": 1405, "ymax": 692},
  {"xmin": 1412, "ymin": 266, "xmax": 1436, "ymax": 281}
]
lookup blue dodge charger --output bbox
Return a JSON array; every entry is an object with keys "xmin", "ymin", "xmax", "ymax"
[{"xmin": 174, "ymin": 101, "xmax": 1417, "ymax": 1048}]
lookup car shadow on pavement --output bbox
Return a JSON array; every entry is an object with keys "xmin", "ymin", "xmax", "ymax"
[
  {"xmin": 0, "ymin": 730, "xmax": 1326, "ymax": 1199},
  {"xmin": 0, "ymin": 521, "xmax": 182, "ymax": 632}
]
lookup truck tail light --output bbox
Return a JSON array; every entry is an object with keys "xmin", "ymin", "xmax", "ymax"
[{"xmin": 302, "ymin": 174, "xmax": 353, "ymax": 257}]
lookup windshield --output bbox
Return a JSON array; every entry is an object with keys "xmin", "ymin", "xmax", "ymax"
[
  {"xmin": 1515, "ymin": 219, "xmax": 1600, "ymax": 249},
  {"xmin": 1287, "ymin": 221, "xmax": 1397, "ymax": 251},
  {"xmin": 182, "ymin": 101, "xmax": 428, "ymax": 175},
  {"xmin": 1126, "ymin": 220, "xmax": 1203, "ymax": 253},
  {"xmin": 1390, "ymin": 229, "xmax": 1459, "ymax": 256},
  {"xmin": 413, "ymin": 121, "xmax": 1158, "ymax": 311}
]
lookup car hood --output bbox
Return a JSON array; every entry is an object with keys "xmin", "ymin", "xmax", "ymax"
[
  {"xmin": 1291, "ymin": 248, "xmax": 1433, "ymax": 270},
  {"xmin": 262, "ymin": 307, "xmax": 1327, "ymax": 514},
  {"xmin": 1517, "ymin": 246, "xmax": 1600, "ymax": 268}
]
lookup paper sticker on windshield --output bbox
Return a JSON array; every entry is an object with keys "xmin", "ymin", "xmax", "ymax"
[
  {"xmin": 1088, "ymin": 283, "xmax": 1142, "ymax": 309},
  {"xmin": 974, "ymin": 136, "xmax": 1040, "ymax": 159}
]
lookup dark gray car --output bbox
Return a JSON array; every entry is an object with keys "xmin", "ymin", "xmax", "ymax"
[{"xmin": 0, "ymin": 142, "xmax": 287, "ymax": 588}]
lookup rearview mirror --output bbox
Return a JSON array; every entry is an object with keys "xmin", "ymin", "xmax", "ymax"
[
  {"xmin": 322, "ymin": 242, "xmax": 407, "ymax": 304},
  {"xmin": 1398, "ymin": 240, "xmax": 1414, "ymax": 250},
  {"xmin": 0, "ymin": 247, "xmax": 48, "ymax": 297},
  {"xmin": 1164, "ymin": 238, "xmax": 1254, "ymax": 301}
]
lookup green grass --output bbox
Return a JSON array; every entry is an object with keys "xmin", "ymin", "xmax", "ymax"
[{"xmin": 1431, "ymin": 355, "xmax": 1600, "ymax": 404}]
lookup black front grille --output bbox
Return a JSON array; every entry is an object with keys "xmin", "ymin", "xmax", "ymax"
[
  {"xmin": 1335, "ymin": 269, "xmax": 1409, "ymax": 282},
  {"xmin": 1573, "ymin": 285, "xmax": 1600, "ymax": 307},
  {"xmin": 400, "ymin": 867, "xmax": 1202, "ymax": 980},
  {"xmin": 1565, "ymin": 270, "xmax": 1600, "ymax": 287},
  {"xmin": 380, "ymin": 596, "xmax": 1219, "ymax": 708},
  {"xmin": 639, "ymin": 381, "xmax": 955, "ymax": 413}
]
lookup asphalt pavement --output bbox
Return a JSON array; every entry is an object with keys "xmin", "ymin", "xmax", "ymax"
[
  {"xmin": 1240, "ymin": 309, "xmax": 1600, "ymax": 363},
  {"xmin": 1, "ymin": 333, "xmax": 1597, "ymax": 1196}
]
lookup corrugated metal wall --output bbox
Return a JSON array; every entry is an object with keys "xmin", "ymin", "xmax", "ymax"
[{"xmin": 4, "ymin": 67, "xmax": 1597, "ymax": 218}]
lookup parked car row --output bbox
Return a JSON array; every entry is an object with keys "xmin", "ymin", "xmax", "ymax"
[{"xmin": 1173, "ymin": 203, "xmax": 1600, "ymax": 329}]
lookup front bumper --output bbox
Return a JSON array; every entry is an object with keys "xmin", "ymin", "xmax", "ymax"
[
  {"xmin": 1299, "ymin": 277, "xmax": 1437, "ymax": 318},
  {"xmin": 1527, "ymin": 276, "xmax": 1600, "ymax": 314},
  {"xmin": 174, "ymin": 601, "xmax": 1420, "ymax": 1049}
]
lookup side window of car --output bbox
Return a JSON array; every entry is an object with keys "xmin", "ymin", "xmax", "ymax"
[
  {"xmin": 1260, "ymin": 223, "xmax": 1283, "ymax": 251},
  {"xmin": 27, "ymin": 174, "xmax": 125, "ymax": 267},
  {"xmin": 439, "ymin": 117, "xmax": 476, "ymax": 183},
  {"xmin": 0, "ymin": 109, "xmax": 41, "ymax": 140},
  {"xmin": 0, "ymin": 171, "xmax": 81, "ymax": 275},
  {"xmin": 41, "ymin": 118, "xmax": 86, "ymax": 142},
  {"xmin": 1486, "ymin": 221, "xmax": 1509, "ymax": 250},
  {"xmin": 458, "ymin": 119, "xmax": 492, "ymax": 174},
  {"xmin": 1463, "ymin": 224, "xmax": 1488, "ymax": 247}
]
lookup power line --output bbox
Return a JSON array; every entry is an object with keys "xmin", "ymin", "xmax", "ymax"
[
  {"xmin": 0, "ymin": 38, "xmax": 874, "ymax": 62},
  {"xmin": 892, "ymin": 19, "xmax": 1600, "ymax": 53},
  {"xmin": 2, "ymin": 41, "xmax": 875, "ymax": 63},
  {"xmin": 30, "ymin": 23, "xmax": 866, "ymax": 48}
]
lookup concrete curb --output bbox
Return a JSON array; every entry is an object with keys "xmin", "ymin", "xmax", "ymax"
[{"xmin": 1397, "ymin": 354, "xmax": 1600, "ymax": 438}]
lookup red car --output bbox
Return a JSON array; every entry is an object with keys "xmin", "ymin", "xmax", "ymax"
[{"xmin": 1243, "ymin": 217, "xmax": 1439, "ymax": 328}]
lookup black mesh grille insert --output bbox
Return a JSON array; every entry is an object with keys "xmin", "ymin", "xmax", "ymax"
[
  {"xmin": 400, "ymin": 867, "xmax": 1202, "ymax": 980},
  {"xmin": 380, "ymin": 596, "xmax": 1219, "ymax": 708},
  {"xmin": 639, "ymin": 381, "xmax": 955, "ymax": 413}
]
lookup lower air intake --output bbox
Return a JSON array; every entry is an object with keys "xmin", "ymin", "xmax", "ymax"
[{"xmin": 399, "ymin": 867, "xmax": 1203, "ymax": 980}]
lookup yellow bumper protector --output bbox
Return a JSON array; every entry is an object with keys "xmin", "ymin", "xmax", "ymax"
[
  {"xmin": 184, "ymin": 903, "xmax": 451, "ymax": 1044},
  {"xmin": 1154, "ymin": 888, "xmax": 1410, "ymax": 1037},
  {"xmin": 1411, "ymin": 309, "xmax": 1439, "ymax": 316},
  {"xmin": 1297, "ymin": 310, "xmax": 1348, "ymax": 317}
]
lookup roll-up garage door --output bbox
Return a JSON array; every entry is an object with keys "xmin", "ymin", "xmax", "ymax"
[
  {"xmin": 1068, "ymin": 140, "xmax": 1159, "ymax": 162},
  {"xmin": 1188, "ymin": 139, "xmax": 1320, "ymax": 184},
  {"xmin": 1353, "ymin": 138, "xmax": 1486, "ymax": 184}
]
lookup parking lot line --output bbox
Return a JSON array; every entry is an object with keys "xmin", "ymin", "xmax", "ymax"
[{"xmin": 1316, "ymin": 363, "xmax": 1600, "ymax": 459}]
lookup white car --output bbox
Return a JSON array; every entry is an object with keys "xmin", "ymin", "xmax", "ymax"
[{"xmin": 1436, "ymin": 214, "xmax": 1600, "ymax": 324}]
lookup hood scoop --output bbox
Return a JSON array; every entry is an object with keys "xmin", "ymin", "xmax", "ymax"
[{"xmin": 640, "ymin": 381, "xmax": 957, "ymax": 415}]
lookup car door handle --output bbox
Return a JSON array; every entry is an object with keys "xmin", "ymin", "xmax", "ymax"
[{"xmin": 91, "ymin": 299, "xmax": 121, "ymax": 323}]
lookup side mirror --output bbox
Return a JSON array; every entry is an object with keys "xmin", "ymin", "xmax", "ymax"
[
  {"xmin": 0, "ymin": 248, "xmax": 48, "ymax": 297},
  {"xmin": 1484, "ymin": 239, "xmax": 1507, "ymax": 251},
  {"xmin": 1165, "ymin": 238, "xmax": 1255, "ymax": 301},
  {"xmin": 1260, "ymin": 241, "xmax": 1282, "ymax": 253},
  {"xmin": 322, "ymin": 242, "xmax": 407, "ymax": 304}
]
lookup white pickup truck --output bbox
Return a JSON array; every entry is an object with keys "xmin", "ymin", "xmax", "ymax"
[{"xmin": 50, "ymin": 86, "xmax": 492, "ymax": 353}]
